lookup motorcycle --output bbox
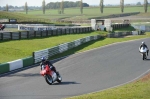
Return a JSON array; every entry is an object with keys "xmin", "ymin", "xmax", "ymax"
[
  {"xmin": 40, "ymin": 65, "xmax": 62, "ymax": 85},
  {"xmin": 139, "ymin": 47, "xmax": 147, "ymax": 60}
]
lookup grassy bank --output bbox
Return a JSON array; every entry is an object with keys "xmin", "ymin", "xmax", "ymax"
[
  {"xmin": 18, "ymin": 6, "xmax": 150, "ymax": 20},
  {"xmin": 1, "ymin": 31, "xmax": 150, "ymax": 64},
  {"xmin": 0, "ymin": 32, "xmax": 105, "ymax": 63},
  {"xmin": 66, "ymin": 76, "xmax": 150, "ymax": 99},
  {"xmin": 1, "ymin": 31, "xmax": 150, "ymax": 99},
  {"xmin": 50, "ymin": 32, "xmax": 150, "ymax": 60},
  {"xmin": 0, "ymin": 6, "xmax": 150, "ymax": 23}
]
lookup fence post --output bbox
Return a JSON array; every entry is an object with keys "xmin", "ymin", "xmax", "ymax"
[
  {"xmin": 82, "ymin": 28, "xmax": 84, "ymax": 33},
  {"xmin": 1, "ymin": 33, "xmax": 3, "ymax": 40},
  {"xmin": 10, "ymin": 32, "xmax": 12, "ymax": 40},
  {"xmin": 72, "ymin": 28, "xmax": 74, "ymax": 34},
  {"xmin": 46, "ymin": 30, "xmax": 48, "ymax": 36},
  {"xmin": 51, "ymin": 30, "xmax": 53, "ymax": 36},
  {"xmin": 60, "ymin": 29, "xmax": 62, "ymax": 35},
  {"xmin": 56, "ymin": 30, "xmax": 58, "ymax": 35},
  {"xmin": 65, "ymin": 29, "xmax": 66, "ymax": 35},
  {"xmin": 32, "ymin": 52, "xmax": 35, "ymax": 64},
  {"xmin": 19, "ymin": 32, "xmax": 21, "ymax": 39},
  {"xmin": 69, "ymin": 28, "xmax": 70, "ymax": 34},
  {"xmin": 27, "ymin": 31, "xmax": 29, "ymax": 39},
  {"xmin": 40, "ymin": 31, "xmax": 42, "ymax": 37},
  {"xmin": 76, "ymin": 28, "xmax": 78, "ymax": 34},
  {"xmin": 88, "ymin": 27, "xmax": 90, "ymax": 32},
  {"xmin": 34, "ymin": 31, "xmax": 36, "ymax": 37}
]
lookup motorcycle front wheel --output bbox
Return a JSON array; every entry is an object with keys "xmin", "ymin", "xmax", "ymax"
[
  {"xmin": 57, "ymin": 73, "xmax": 62, "ymax": 83},
  {"xmin": 45, "ymin": 75, "xmax": 53, "ymax": 85},
  {"xmin": 143, "ymin": 53, "xmax": 147, "ymax": 60}
]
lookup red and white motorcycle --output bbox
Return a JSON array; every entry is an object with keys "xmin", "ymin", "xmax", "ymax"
[{"xmin": 40, "ymin": 65, "xmax": 62, "ymax": 85}]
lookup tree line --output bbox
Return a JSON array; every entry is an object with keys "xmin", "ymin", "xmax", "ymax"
[
  {"xmin": 2, "ymin": 0, "xmax": 149, "ymax": 14},
  {"xmin": 46, "ymin": 1, "xmax": 89, "ymax": 9},
  {"xmin": 99, "ymin": 0, "xmax": 148, "ymax": 13}
]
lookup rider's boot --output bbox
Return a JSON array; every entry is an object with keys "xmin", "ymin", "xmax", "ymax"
[{"xmin": 56, "ymin": 71, "xmax": 59, "ymax": 77}]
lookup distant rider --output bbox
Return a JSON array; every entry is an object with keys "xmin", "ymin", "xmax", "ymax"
[
  {"xmin": 139, "ymin": 41, "xmax": 149, "ymax": 56},
  {"xmin": 40, "ymin": 57, "xmax": 58, "ymax": 74}
]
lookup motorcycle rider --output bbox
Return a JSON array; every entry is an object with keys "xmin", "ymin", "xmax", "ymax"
[
  {"xmin": 139, "ymin": 41, "xmax": 149, "ymax": 56},
  {"xmin": 40, "ymin": 57, "xmax": 58, "ymax": 75}
]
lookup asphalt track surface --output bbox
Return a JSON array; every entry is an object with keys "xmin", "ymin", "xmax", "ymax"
[{"xmin": 0, "ymin": 38, "xmax": 150, "ymax": 99}]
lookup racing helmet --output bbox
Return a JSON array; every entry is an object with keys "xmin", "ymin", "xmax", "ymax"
[
  {"xmin": 142, "ymin": 41, "xmax": 145, "ymax": 44},
  {"xmin": 41, "ymin": 57, "xmax": 46, "ymax": 61}
]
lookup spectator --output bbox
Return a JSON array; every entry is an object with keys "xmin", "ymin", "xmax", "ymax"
[
  {"xmin": 1, "ymin": 24, "xmax": 5, "ymax": 31},
  {"xmin": 0, "ymin": 24, "xmax": 2, "ymax": 30}
]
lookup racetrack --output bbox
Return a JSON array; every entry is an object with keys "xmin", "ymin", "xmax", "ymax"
[{"xmin": 0, "ymin": 38, "xmax": 150, "ymax": 99}]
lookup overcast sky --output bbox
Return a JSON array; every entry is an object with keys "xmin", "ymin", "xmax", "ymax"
[{"xmin": 0, "ymin": 0, "xmax": 149, "ymax": 6}]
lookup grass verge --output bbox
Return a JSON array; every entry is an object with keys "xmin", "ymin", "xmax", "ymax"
[
  {"xmin": 0, "ymin": 31, "xmax": 105, "ymax": 63},
  {"xmin": 50, "ymin": 32, "xmax": 150, "ymax": 60},
  {"xmin": 1, "ymin": 31, "xmax": 150, "ymax": 99},
  {"xmin": 66, "ymin": 77, "xmax": 150, "ymax": 99},
  {"xmin": 0, "ymin": 31, "xmax": 150, "ymax": 64},
  {"xmin": 62, "ymin": 33, "xmax": 150, "ymax": 99}
]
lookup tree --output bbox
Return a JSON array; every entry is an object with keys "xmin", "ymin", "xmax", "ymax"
[
  {"xmin": 136, "ymin": 2, "xmax": 142, "ymax": 5},
  {"xmin": 120, "ymin": 0, "xmax": 124, "ymax": 13},
  {"xmin": 6, "ymin": 4, "xmax": 8, "ymax": 11},
  {"xmin": 60, "ymin": 0, "xmax": 64, "ymax": 14},
  {"xmin": 100, "ymin": 0, "xmax": 104, "ymax": 13},
  {"xmin": 25, "ymin": 2, "xmax": 28, "ymax": 14},
  {"xmin": 80, "ymin": 0, "xmax": 83, "ymax": 14},
  {"xmin": 42, "ymin": 0, "xmax": 45, "ymax": 14},
  {"xmin": 144, "ymin": 0, "xmax": 148, "ymax": 13},
  {"xmin": 46, "ymin": 1, "xmax": 89, "ymax": 9}
]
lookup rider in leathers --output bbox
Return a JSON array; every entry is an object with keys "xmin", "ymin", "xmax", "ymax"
[
  {"xmin": 139, "ymin": 41, "xmax": 149, "ymax": 56},
  {"xmin": 40, "ymin": 57, "xmax": 58, "ymax": 74}
]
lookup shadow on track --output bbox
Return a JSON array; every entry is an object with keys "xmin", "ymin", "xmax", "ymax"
[
  {"xmin": 53, "ymin": 81, "xmax": 80, "ymax": 85},
  {"xmin": 145, "ymin": 58, "xmax": 150, "ymax": 61},
  {"xmin": 0, "ymin": 73, "xmax": 40, "ymax": 77}
]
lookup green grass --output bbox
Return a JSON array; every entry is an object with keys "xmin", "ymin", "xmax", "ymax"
[
  {"xmin": 66, "ymin": 79, "xmax": 150, "ymax": 99},
  {"xmin": 18, "ymin": 6, "xmax": 150, "ymax": 20},
  {"xmin": 50, "ymin": 32, "xmax": 150, "ymax": 60},
  {"xmin": 1, "ymin": 6, "xmax": 150, "ymax": 22},
  {"xmin": 0, "ymin": 31, "xmax": 150, "ymax": 64},
  {"xmin": 0, "ymin": 32, "xmax": 104, "ymax": 63}
]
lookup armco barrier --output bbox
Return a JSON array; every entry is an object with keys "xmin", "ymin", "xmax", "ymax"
[
  {"xmin": 107, "ymin": 31, "xmax": 133, "ymax": 38},
  {"xmin": 0, "ymin": 27, "xmax": 92, "ymax": 40},
  {"xmin": 0, "ymin": 35, "xmax": 99, "ymax": 74},
  {"xmin": 33, "ymin": 35, "xmax": 101, "ymax": 63},
  {"xmin": 0, "ymin": 57, "xmax": 34, "ymax": 74}
]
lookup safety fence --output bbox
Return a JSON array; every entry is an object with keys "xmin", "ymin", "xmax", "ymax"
[
  {"xmin": 107, "ymin": 32, "xmax": 132, "ymax": 38},
  {"xmin": 107, "ymin": 31, "xmax": 144, "ymax": 38},
  {"xmin": 111, "ymin": 24, "xmax": 130, "ymax": 30},
  {"xmin": 132, "ymin": 25, "xmax": 150, "ymax": 32},
  {"xmin": 33, "ymin": 35, "xmax": 101, "ymax": 63},
  {"xmin": 0, "ymin": 27, "xmax": 92, "ymax": 40},
  {"xmin": 0, "ymin": 35, "xmax": 101, "ymax": 74}
]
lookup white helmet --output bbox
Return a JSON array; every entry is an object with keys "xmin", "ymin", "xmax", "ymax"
[{"xmin": 142, "ymin": 41, "xmax": 145, "ymax": 44}]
